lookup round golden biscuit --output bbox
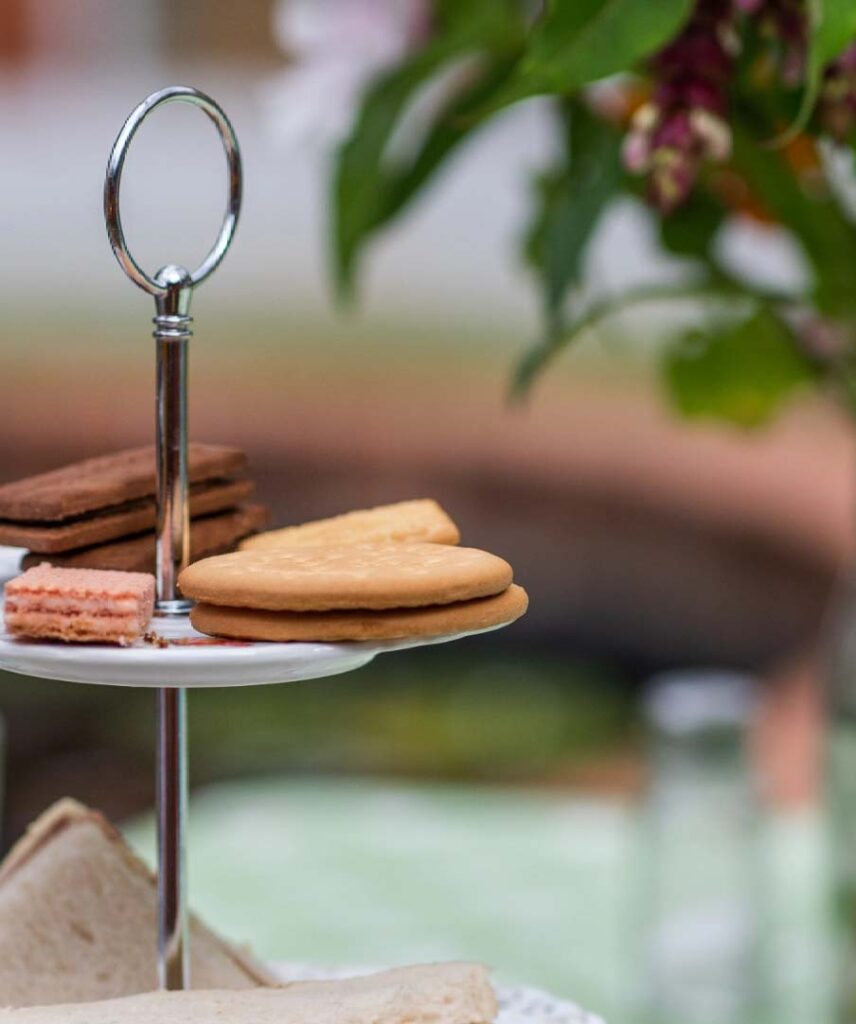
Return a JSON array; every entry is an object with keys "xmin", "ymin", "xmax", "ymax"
[
  {"xmin": 190, "ymin": 584, "xmax": 528, "ymax": 642},
  {"xmin": 178, "ymin": 542, "xmax": 513, "ymax": 611}
]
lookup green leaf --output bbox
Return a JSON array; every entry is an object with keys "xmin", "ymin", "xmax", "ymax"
[
  {"xmin": 790, "ymin": 0, "xmax": 856, "ymax": 137},
  {"xmin": 378, "ymin": 57, "xmax": 520, "ymax": 231},
  {"xmin": 525, "ymin": 101, "xmax": 623, "ymax": 322},
  {"xmin": 511, "ymin": 281, "xmax": 723, "ymax": 400},
  {"xmin": 332, "ymin": 45, "xmax": 469, "ymax": 300},
  {"xmin": 482, "ymin": 0, "xmax": 695, "ymax": 112},
  {"xmin": 663, "ymin": 308, "xmax": 815, "ymax": 427},
  {"xmin": 331, "ymin": 0, "xmax": 523, "ymax": 300},
  {"xmin": 730, "ymin": 116, "xmax": 856, "ymax": 317},
  {"xmin": 658, "ymin": 189, "xmax": 725, "ymax": 259}
]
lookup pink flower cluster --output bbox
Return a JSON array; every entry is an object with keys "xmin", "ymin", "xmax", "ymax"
[
  {"xmin": 623, "ymin": 0, "xmax": 735, "ymax": 212},
  {"xmin": 622, "ymin": 0, "xmax": 817, "ymax": 211}
]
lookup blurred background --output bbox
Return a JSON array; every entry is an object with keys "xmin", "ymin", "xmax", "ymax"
[{"xmin": 0, "ymin": 2, "xmax": 853, "ymax": 1022}]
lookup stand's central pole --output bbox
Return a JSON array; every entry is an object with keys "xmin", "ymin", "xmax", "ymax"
[
  {"xmin": 156, "ymin": 687, "xmax": 188, "ymax": 989},
  {"xmin": 154, "ymin": 265, "xmax": 193, "ymax": 990},
  {"xmin": 155, "ymin": 268, "xmax": 191, "ymax": 613},
  {"xmin": 104, "ymin": 84, "xmax": 242, "ymax": 996}
]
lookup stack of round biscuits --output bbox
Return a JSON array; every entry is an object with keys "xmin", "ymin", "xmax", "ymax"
[{"xmin": 178, "ymin": 542, "xmax": 527, "ymax": 643}]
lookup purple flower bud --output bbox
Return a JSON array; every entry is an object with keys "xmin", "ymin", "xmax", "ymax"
[
  {"xmin": 624, "ymin": 0, "xmax": 738, "ymax": 211},
  {"xmin": 653, "ymin": 110, "xmax": 694, "ymax": 151},
  {"xmin": 691, "ymin": 108, "xmax": 732, "ymax": 161},
  {"xmin": 658, "ymin": 34, "xmax": 730, "ymax": 80},
  {"xmin": 630, "ymin": 102, "xmax": 660, "ymax": 133},
  {"xmin": 683, "ymin": 79, "xmax": 728, "ymax": 115},
  {"xmin": 650, "ymin": 148, "xmax": 697, "ymax": 212},
  {"xmin": 653, "ymin": 80, "xmax": 682, "ymax": 108},
  {"xmin": 622, "ymin": 131, "xmax": 652, "ymax": 173}
]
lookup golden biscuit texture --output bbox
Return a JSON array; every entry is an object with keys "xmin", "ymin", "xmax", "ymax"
[
  {"xmin": 178, "ymin": 542, "xmax": 512, "ymax": 611},
  {"xmin": 190, "ymin": 584, "xmax": 528, "ymax": 641},
  {"xmin": 240, "ymin": 499, "xmax": 460, "ymax": 551}
]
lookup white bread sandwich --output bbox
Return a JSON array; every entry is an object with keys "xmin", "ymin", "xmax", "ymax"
[
  {"xmin": 0, "ymin": 799, "xmax": 274, "ymax": 1006},
  {"xmin": 0, "ymin": 962, "xmax": 498, "ymax": 1022}
]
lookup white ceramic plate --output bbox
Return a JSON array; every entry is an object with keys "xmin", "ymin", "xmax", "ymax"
[
  {"xmin": 0, "ymin": 599, "xmax": 500, "ymax": 688},
  {"xmin": 0, "ymin": 547, "xmax": 24, "ymax": 586}
]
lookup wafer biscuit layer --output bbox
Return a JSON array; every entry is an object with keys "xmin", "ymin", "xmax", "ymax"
[{"xmin": 4, "ymin": 565, "xmax": 155, "ymax": 645}]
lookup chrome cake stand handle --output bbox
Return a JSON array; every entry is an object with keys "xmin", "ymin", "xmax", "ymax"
[
  {"xmin": 105, "ymin": 85, "xmax": 242, "ymax": 609},
  {"xmin": 103, "ymin": 86, "xmax": 242, "ymax": 991}
]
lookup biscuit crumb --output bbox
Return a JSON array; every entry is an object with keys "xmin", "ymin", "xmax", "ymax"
[{"xmin": 169, "ymin": 637, "xmax": 252, "ymax": 647}]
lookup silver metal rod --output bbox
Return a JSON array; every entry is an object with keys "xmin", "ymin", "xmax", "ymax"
[
  {"xmin": 104, "ymin": 86, "xmax": 242, "ymax": 996},
  {"xmin": 153, "ymin": 266, "xmax": 193, "ymax": 991},
  {"xmin": 156, "ymin": 687, "xmax": 189, "ymax": 990},
  {"xmin": 154, "ymin": 265, "xmax": 193, "ymax": 612}
]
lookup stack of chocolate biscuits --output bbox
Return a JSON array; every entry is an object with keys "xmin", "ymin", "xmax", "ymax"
[{"xmin": 0, "ymin": 445, "xmax": 268, "ymax": 573}]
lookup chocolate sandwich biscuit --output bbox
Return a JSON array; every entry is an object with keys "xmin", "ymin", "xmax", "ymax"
[
  {"xmin": 0, "ymin": 479, "xmax": 254, "ymax": 554},
  {"xmin": 23, "ymin": 506, "xmax": 270, "ymax": 574},
  {"xmin": 0, "ymin": 444, "xmax": 246, "ymax": 522}
]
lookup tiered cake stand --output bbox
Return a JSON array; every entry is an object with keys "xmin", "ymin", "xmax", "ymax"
[
  {"xmin": 0, "ymin": 586, "xmax": 503, "ymax": 984},
  {"xmin": 0, "ymin": 88, "xmax": 515, "ymax": 993}
]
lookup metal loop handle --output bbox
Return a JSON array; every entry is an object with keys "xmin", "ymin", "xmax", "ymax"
[{"xmin": 104, "ymin": 86, "xmax": 242, "ymax": 297}]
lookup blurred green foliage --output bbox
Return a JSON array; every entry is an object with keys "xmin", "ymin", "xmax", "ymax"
[
  {"xmin": 0, "ymin": 648, "xmax": 637, "ymax": 791},
  {"xmin": 664, "ymin": 306, "xmax": 817, "ymax": 426},
  {"xmin": 331, "ymin": 0, "xmax": 856, "ymax": 426}
]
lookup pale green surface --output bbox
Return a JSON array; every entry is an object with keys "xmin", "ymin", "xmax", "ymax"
[{"xmin": 124, "ymin": 777, "xmax": 831, "ymax": 1024}]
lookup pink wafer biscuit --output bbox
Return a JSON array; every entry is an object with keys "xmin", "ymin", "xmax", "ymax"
[{"xmin": 4, "ymin": 564, "xmax": 155, "ymax": 646}]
